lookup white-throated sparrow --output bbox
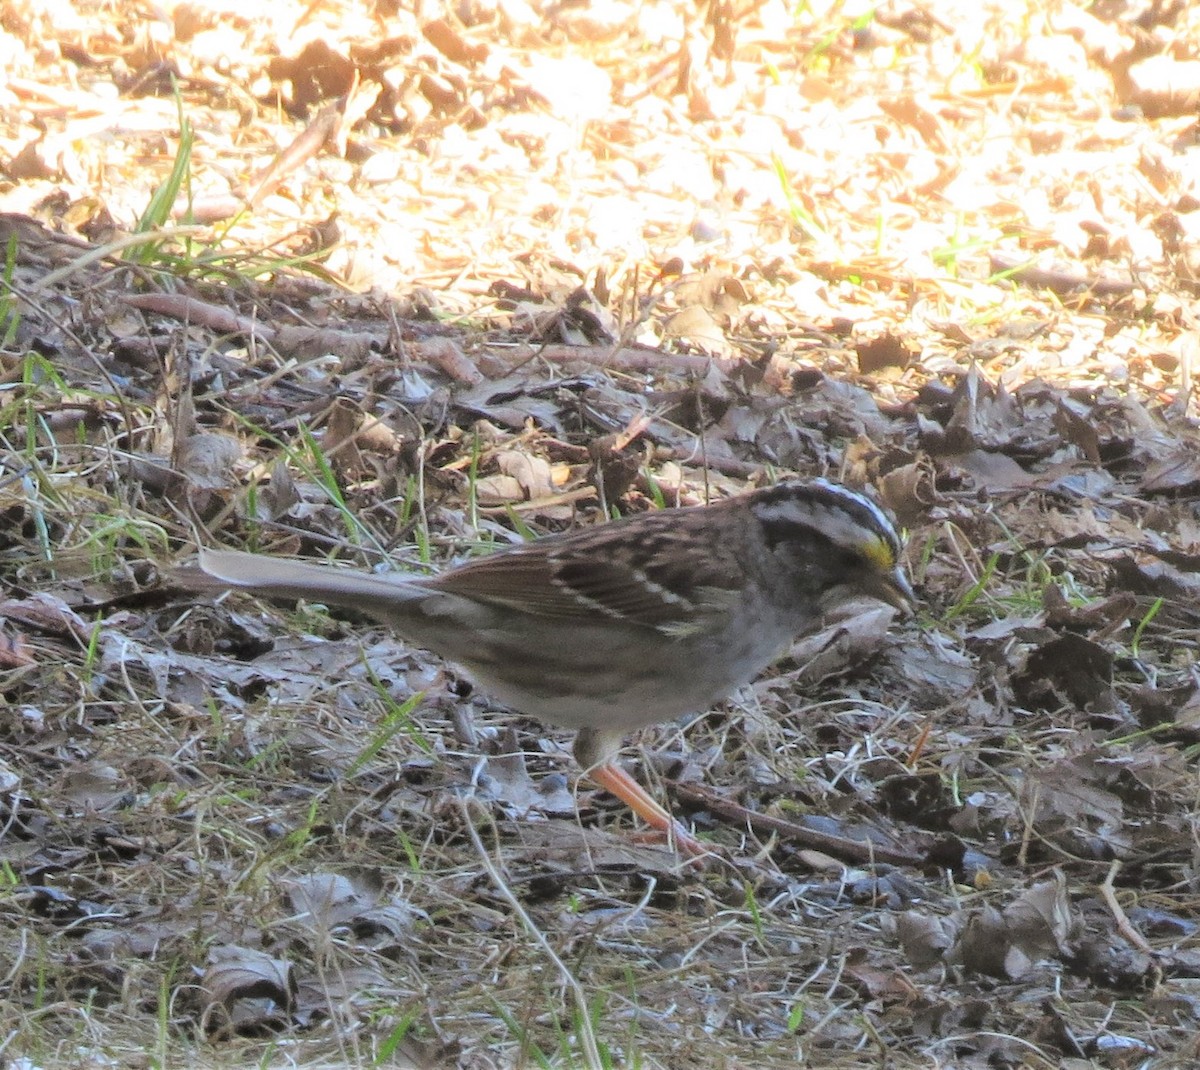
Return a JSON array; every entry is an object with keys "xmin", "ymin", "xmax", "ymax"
[{"xmin": 195, "ymin": 478, "xmax": 913, "ymax": 857}]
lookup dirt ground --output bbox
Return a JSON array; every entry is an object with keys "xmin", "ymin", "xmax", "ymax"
[{"xmin": 2, "ymin": 1, "xmax": 1200, "ymax": 1067}]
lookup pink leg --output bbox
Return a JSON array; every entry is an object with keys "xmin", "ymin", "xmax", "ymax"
[{"xmin": 587, "ymin": 761, "xmax": 707, "ymax": 858}]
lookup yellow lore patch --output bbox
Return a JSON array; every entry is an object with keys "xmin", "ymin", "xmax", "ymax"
[{"xmin": 862, "ymin": 534, "xmax": 897, "ymax": 571}]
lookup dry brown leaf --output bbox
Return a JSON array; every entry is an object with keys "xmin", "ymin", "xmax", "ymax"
[
  {"xmin": 0, "ymin": 593, "xmax": 91, "ymax": 642},
  {"xmin": 201, "ymin": 946, "xmax": 296, "ymax": 1037},
  {"xmin": 894, "ymin": 910, "xmax": 960, "ymax": 968},
  {"xmin": 0, "ymin": 630, "xmax": 36, "ymax": 667}
]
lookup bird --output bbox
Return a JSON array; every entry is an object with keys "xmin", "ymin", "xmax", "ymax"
[{"xmin": 193, "ymin": 478, "xmax": 914, "ymax": 857}]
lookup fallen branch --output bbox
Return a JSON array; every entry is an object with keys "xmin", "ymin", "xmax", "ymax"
[{"xmin": 667, "ymin": 779, "xmax": 924, "ymax": 868}]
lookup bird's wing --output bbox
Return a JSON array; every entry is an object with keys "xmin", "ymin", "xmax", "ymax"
[{"xmin": 429, "ymin": 512, "xmax": 741, "ymax": 634}]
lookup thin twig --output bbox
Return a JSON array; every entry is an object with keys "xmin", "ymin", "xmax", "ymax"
[
  {"xmin": 459, "ymin": 798, "xmax": 604, "ymax": 1070},
  {"xmin": 1099, "ymin": 859, "xmax": 1153, "ymax": 956},
  {"xmin": 667, "ymin": 779, "xmax": 923, "ymax": 868}
]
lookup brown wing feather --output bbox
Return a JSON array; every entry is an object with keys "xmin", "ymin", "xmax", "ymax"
[
  {"xmin": 428, "ymin": 506, "xmax": 743, "ymax": 630},
  {"xmin": 429, "ymin": 545, "xmax": 584, "ymax": 618}
]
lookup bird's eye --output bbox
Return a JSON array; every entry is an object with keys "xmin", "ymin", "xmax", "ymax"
[{"xmin": 841, "ymin": 549, "xmax": 865, "ymax": 571}]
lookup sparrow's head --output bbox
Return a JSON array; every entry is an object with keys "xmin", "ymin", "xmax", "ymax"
[{"xmin": 750, "ymin": 479, "xmax": 915, "ymax": 613}]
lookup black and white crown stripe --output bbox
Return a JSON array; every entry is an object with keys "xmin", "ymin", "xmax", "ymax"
[{"xmin": 752, "ymin": 479, "xmax": 902, "ymax": 559}]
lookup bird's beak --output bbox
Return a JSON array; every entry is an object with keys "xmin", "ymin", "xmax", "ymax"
[{"xmin": 874, "ymin": 567, "xmax": 917, "ymax": 615}]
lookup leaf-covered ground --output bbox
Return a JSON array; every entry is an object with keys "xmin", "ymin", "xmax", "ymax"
[{"xmin": 2, "ymin": 1, "xmax": 1200, "ymax": 1067}]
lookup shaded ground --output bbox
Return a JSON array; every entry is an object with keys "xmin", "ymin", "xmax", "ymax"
[{"xmin": 2, "ymin": 0, "xmax": 1200, "ymax": 1067}]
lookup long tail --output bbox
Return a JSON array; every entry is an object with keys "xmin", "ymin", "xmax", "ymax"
[{"xmin": 197, "ymin": 547, "xmax": 428, "ymax": 618}]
